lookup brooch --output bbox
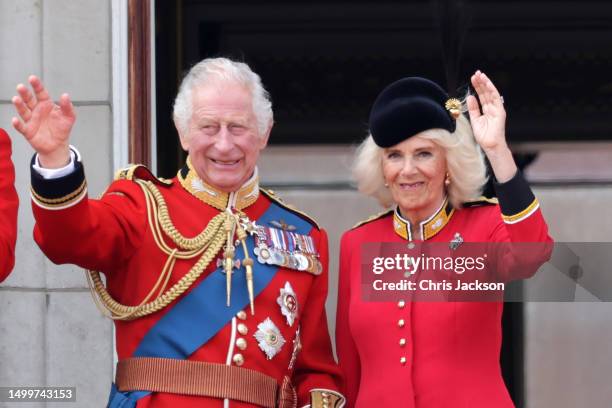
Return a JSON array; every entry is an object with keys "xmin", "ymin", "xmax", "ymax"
[
  {"xmin": 445, "ymin": 98, "xmax": 462, "ymax": 119},
  {"xmin": 449, "ymin": 232, "xmax": 464, "ymax": 250},
  {"xmin": 277, "ymin": 282, "xmax": 299, "ymax": 326},
  {"xmin": 254, "ymin": 318, "xmax": 286, "ymax": 360}
]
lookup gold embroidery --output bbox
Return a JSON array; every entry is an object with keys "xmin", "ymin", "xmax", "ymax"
[{"xmin": 177, "ymin": 157, "xmax": 259, "ymax": 211}]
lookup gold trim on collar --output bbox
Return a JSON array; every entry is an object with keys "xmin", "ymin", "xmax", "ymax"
[
  {"xmin": 177, "ymin": 157, "xmax": 259, "ymax": 211},
  {"xmin": 393, "ymin": 210, "xmax": 411, "ymax": 240},
  {"xmin": 393, "ymin": 197, "xmax": 454, "ymax": 241}
]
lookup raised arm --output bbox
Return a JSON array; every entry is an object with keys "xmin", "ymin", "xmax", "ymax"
[
  {"xmin": 466, "ymin": 72, "xmax": 553, "ymax": 279},
  {"xmin": 11, "ymin": 76, "xmax": 147, "ymax": 273}
]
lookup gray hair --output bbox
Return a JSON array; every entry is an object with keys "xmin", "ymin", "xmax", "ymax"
[
  {"xmin": 173, "ymin": 57, "xmax": 273, "ymax": 136},
  {"xmin": 352, "ymin": 114, "xmax": 488, "ymax": 210}
]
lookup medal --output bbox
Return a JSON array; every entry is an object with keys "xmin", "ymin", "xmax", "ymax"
[
  {"xmin": 250, "ymin": 222, "xmax": 321, "ymax": 273},
  {"xmin": 277, "ymin": 282, "xmax": 299, "ymax": 326},
  {"xmin": 254, "ymin": 317, "xmax": 286, "ymax": 360}
]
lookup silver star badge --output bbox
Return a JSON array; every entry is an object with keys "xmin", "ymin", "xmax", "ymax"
[
  {"xmin": 254, "ymin": 318, "xmax": 286, "ymax": 360},
  {"xmin": 277, "ymin": 282, "xmax": 299, "ymax": 326}
]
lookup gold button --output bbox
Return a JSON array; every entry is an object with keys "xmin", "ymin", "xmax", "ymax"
[
  {"xmin": 232, "ymin": 353, "xmax": 244, "ymax": 366},
  {"xmin": 398, "ymin": 319, "xmax": 405, "ymax": 328},
  {"xmin": 399, "ymin": 338, "xmax": 407, "ymax": 347},
  {"xmin": 398, "ymin": 300, "xmax": 405, "ymax": 309},
  {"xmin": 236, "ymin": 338, "xmax": 247, "ymax": 350},
  {"xmin": 400, "ymin": 356, "xmax": 407, "ymax": 365},
  {"xmin": 236, "ymin": 311, "xmax": 247, "ymax": 320},
  {"xmin": 237, "ymin": 323, "xmax": 248, "ymax": 335}
]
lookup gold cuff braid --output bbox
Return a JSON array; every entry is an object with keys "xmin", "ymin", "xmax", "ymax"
[{"xmin": 310, "ymin": 389, "xmax": 345, "ymax": 408}]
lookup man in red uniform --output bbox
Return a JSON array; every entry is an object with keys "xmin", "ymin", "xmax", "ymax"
[
  {"xmin": 0, "ymin": 128, "xmax": 18, "ymax": 281},
  {"xmin": 12, "ymin": 58, "xmax": 344, "ymax": 407}
]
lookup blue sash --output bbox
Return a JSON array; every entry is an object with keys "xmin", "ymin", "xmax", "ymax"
[{"xmin": 108, "ymin": 201, "xmax": 314, "ymax": 407}]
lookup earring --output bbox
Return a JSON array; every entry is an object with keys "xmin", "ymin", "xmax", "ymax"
[
  {"xmin": 444, "ymin": 173, "xmax": 451, "ymax": 186},
  {"xmin": 384, "ymin": 183, "xmax": 389, "ymax": 188}
]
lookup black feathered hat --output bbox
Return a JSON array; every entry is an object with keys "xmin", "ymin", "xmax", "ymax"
[{"xmin": 369, "ymin": 77, "xmax": 459, "ymax": 148}]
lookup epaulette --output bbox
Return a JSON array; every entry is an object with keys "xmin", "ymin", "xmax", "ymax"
[
  {"xmin": 352, "ymin": 209, "xmax": 394, "ymax": 230},
  {"xmin": 260, "ymin": 188, "xmax": 320, "ymax": 230},
  {"xmin": 114, "ymin": 164, "xmax": 173, "ymax": 186},
  {"xmin": 462, "ymin": 196, "xmax": 499, "ymax": 207}
]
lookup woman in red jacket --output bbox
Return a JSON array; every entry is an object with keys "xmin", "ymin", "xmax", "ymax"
[
  {"xmin": 0, "ymin": 128, "xmax": 19, "ymax": 281},
  {"xmin": 335, "ymin": 72, "xmax": 552, "ymax": 407}
]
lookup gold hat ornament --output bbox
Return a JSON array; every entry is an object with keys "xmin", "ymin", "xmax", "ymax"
[{"xmin": 445, "ymin": 98, "xmax": 462, "ymax": 119}]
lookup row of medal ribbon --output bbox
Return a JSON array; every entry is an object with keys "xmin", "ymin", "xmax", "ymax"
[{"xmin": 253, "ymin": 225, "xmax": 322, "ymax": 275}]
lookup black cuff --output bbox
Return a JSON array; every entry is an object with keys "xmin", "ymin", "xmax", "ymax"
[
  {"xmin": 493, "ymin": 171, "xmax": 538, "ymax": 221},
  {"xmin": 30, "ymin": 153, "xmax": 87, "ymax": 209}
]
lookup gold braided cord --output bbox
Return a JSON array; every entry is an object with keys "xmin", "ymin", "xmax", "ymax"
[
  {"xmin": 87, "ymin": 248, "xmax": 178, "ymax": 320},
  {"xmin": 141, "ymin": 181, "xmax": 224, "ymax": 259},
  {"xmin": 145, "ymin": 180, "xmax": 222, "ymax": 250},
  {"xmin": 86, "ymin": 180, "xmax": 233, "ymax": 320}
]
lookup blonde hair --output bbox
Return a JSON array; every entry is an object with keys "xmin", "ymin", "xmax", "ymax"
[{"xmin": 352, "ymin": 114, "xmax": 487, "ymax": 209}]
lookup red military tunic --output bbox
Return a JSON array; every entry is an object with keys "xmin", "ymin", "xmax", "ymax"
[
  {"xmin": 31, "ymin": 156, "xmax": 344, "ymax": 407},
  {"xmin": 336, "ymin": 172, "xmax": 552, "ymax": 407},
  {"xmin": 0, "ymin": 129, "xmax": 18, "ymax": 281}
]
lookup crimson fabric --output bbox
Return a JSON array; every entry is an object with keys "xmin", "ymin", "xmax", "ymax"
[
  {"xmin": 0, "ymin": 129, "xmax": 18, "ymax": 281},
  {"xmin": 336, "ymin": 202, "xmax": 552, "ymax": 407},
  {"xmin": 32, "ymin": 171, "xmax": 343, "ymax": 407}
]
